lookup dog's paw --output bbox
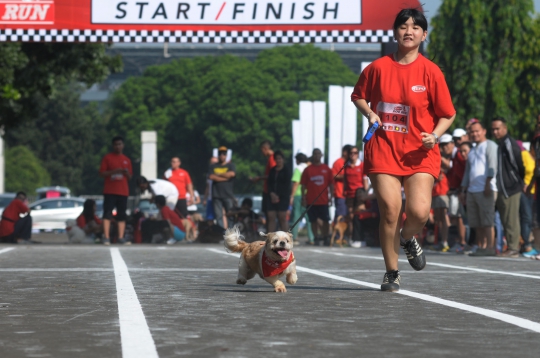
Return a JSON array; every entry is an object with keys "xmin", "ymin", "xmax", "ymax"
[
  {"xmin": 286, "ymin": 274, "xmax": 297, "ymax": 285},
  {"xmin": 236, "ymin": 278, "xmax": 247, "ymax": 285},
  {"xmin": 274, "ymin": 285, "xmax": 287, "ymax": 293}
]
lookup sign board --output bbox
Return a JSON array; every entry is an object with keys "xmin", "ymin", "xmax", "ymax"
[{"xmin": 0, "ymin": 0, "xmax": 422, "ymax": 42}]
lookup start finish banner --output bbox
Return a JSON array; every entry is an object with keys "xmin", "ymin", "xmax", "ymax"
[{"xmin": 0, "ymin": 0, "xmax": 422, "ymax": 43}]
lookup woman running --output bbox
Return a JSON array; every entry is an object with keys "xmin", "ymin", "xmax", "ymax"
[{"xmin": 351, "ymin": 8, "xmax": 456, "ymax": 291}]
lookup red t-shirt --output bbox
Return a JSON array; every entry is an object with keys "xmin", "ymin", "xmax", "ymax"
[
  {"xmin": 0, "ymin": 200, "xmax": 29, "ymax": 237},
  {"xmin": 332, "ymin": 158, "xmax": 346, "ymax": 199},
  {"xmin": 100, "ymin": 153, "xmax": 132, "ymax": 196},
  {"xmin": 76, "ymin": 214, "xmax": 102, "ymax": 229},
  {"xmin": 447, "ymin": 150, "xmax": 466, "ymax": 189},
  {"xmin": 300, "ymin": 164, "xmax": 333, "ymax": 205},
  {"xmin": 432, "ymin": 172, "xmax": 449, "ymax": 197},
  {"xmin": 160, "ymin": 206, "xmax": 185, "ymax": 231},
  {"xmin": 351, "ymin": 54, "xmax": 456, "ymax": 178},
  {"xmin": 344, "ymin": 161, "xmax": 366, "ymax": 198},
  {"xmin": 264, "ymin": 155, "xmax": 277, "ymax": 193},
  {"xmin": 164, "ymin": 168, "xmax": 192, "ymax": 199}
]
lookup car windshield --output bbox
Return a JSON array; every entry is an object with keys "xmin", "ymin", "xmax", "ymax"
[{"xmin": 0, "ymin": 197, "xmax": 13, "ymax": 208}]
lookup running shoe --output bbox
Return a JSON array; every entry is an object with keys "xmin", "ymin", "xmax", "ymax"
[
  {"xmin": 381, "ymin": 270, "xmax": 401, "ymax": 292},
  {"xmin": 167, "ymin": 238, "xmax": 177, "ymax": 245},
  {"xmin": 469, "ymin": 248, "xmax": 496, "ymax": 256},
  {"xmin": 522, "ymin": 248, "xmax": 539, "ymax": 258},
  {"xmin": 498, "ymin": 249, "xmax": 519, "ymax": 258},
  {"xmin": 449, "ymin": 243, "xmax": 463, "ymax": 252},
  {"xmin": 440, "ymin": 244, "xmax": 450, "ymax": 252},
  {"xmin": 401, "ymin": 237, "xmax": 426, "ymax": 271},
  {"xmin": 118, "ymin": 238, "xmax": 131, "ymax": 246},
  {"xmin": 102, "ymin": 238, "xmax": 110, "ymax": 246}
]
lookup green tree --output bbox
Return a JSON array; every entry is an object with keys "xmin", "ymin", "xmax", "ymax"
[
  {"xmin": 106, "ymin": 45, "xmax": 357, "ymax": 192},
  {"xmin": 429, "ymin": 0, "xmax": 540, "ymax": 139},
  {"xmin": 0, "ymin": 43, "xmax": 122, "ymax": 129},
  {"xmin": 5, "ymin": 83, "xmax": 109, "ymax": 195},
  {"xmin": 5, "ymin": 145, "xmax": 50, "ymax": 193}
]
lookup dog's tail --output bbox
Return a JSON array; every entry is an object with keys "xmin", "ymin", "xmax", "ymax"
[{"xmin": 224, "ymin": 225, "xmax": 248, "ymax": 253}]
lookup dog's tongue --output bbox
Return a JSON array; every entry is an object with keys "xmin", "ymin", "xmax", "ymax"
[{"xmin": 276, "ymin": 249, "xmax": 288, "ymax": 258}]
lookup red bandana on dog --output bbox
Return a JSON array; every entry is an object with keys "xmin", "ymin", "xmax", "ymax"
[{"xmin": 262, "ymin": 251, "xmax": 294, "ymax": 278}]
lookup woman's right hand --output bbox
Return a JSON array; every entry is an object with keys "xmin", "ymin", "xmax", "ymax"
[{"xmin": 368, "ymin": 112, "xmax": 382, "ymax": 127}]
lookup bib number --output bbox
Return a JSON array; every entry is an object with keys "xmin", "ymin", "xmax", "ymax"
[{"xmin": 376, "ymin": 102, "xmax": 410, "ymax": 134}]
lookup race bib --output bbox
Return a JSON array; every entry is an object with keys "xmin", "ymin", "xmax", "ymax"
[
  {"xmin": 376, "ymin": 102, "xmax": 410, "ymax": 134},
  {"xmin": 111, "ymin": 174, "xmax": 124, "ymax": 181}
]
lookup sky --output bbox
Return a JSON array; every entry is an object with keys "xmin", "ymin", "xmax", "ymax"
[{"xmin": 422, "ymin": 0, "xmax": 540, "ymax": 25}]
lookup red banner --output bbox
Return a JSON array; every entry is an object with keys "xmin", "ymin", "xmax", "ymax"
[{"xmin": 0, "ymin": 0, "xmax": 422, "ymax": 43}]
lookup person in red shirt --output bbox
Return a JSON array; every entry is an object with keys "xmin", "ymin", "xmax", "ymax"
[
  {"xmin": 301, "ymin": 148, "xmax": 333, "ymax": 245},
  {"xmin": 164, "ymin": 156, "xmax": 195, "ymax": 218},
  {"xmin": 351, "ymin": 8, "xmax": 456, "ymax": 291},
  {"xmin": 154, "ymin": 195, "xmax": 191, "ymax": 245},
  {"xmin": 332, "ymin": 145, "xmax": 352, "ymax": 223},
  {"xmin": 76, "ymin": 199, "xmax": 103, "ymax": 237},
  {"xmin": 432, "ymin": 170, "xmax": 450, "ymax": 252},
  {"xmin": 344, "ymin": 146, "xmax": 370, "ymax": 242},
  {"xmin": 0, "ymin": 192, "xmax": 33, "ymax": 244},
  {"xmin": 99, "ymin": 136, "xmax": 133, "ymax": 245},
  {"xmin": 440, "ymin": 133, "xmax": 467, "ymax": 251},
  {"xmin": 250, "ymin": 140, "xmax": 276, "ymax": 228}
]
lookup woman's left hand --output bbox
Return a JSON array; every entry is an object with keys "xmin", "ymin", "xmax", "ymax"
[{"xmin": 421, "ymin": 132, "xmax": 437, "ymax": 149}]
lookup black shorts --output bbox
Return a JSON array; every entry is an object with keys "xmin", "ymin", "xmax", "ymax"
[
  {"xmin": 175, "ymin": 199, "xmax": 188, "ymax": 218},
  {"xmin": 267, "ymin": 196, "xmax": 289, "ymax": 212},
  {"xmin": 262, "ymin": 192, "xmax": 270, "ymax": 214},
  {"xmin": 307, "ymin": 205, "xmax": 330, "ymax": 223},
  {"xmin": 103, "ymin": 194, "xmax": 128, "ymax": 221}
]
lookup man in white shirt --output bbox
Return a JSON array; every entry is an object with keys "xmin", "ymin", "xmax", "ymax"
[
  {"xmin": 460, "ymin": 122, "xmax": 498, "ymax": 256},
  {"xmin": 137, "ymin": 177, "xmax": 178, "ymax": 210}
]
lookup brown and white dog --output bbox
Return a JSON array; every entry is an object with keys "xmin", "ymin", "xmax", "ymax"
[{"xmin": 224, "ymin": 226, "xmax": 297, "ymax": 293}]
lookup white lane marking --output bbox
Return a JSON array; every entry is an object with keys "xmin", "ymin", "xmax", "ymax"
[
  {"xmin": 0, "ymin": 268, "xmax": 236, "ymax": 272},
  {"xmin": 209, "ymin": 248, "xmax": 540, "ymax": 334},
  {"xmin": 110, "ymin": 248, "xmax": 159, "ymax": 358},
  {"xmin": 0, "ymin": 248, "xmax": 15, "ymax": 255},
  {"xmin": 311, "ymin": 250, "xmax": 540, "ymax": 280},
  {"xmin": 0, "ymin": 267, "xmax": 524, "ymax": 274}
]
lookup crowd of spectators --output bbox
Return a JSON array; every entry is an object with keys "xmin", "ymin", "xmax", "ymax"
[
  {"xmin": 1, "ymin": 116, "xmax": 538, "ymax": 259},
  {"xmin": 433, "ymin": 116, "xmax": 540, "ymax": 259}
]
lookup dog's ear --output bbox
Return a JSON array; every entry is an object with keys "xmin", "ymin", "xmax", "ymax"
[
  {"xmin": 287, "ymin": 232, "xmax": 293, "ymax": 241},
  {"xmin": 259, "ymin": 232, "xmax": 268, "ymax": 237}
]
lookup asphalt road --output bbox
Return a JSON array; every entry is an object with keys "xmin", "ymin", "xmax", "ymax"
[{"xmin": 0, "ymin": 243, "xmax": 539, "ymax": 357}]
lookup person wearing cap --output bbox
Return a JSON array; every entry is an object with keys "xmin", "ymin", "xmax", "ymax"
[
  {"xmin": 208, "ymin": 146, "xmax": 236, "ymax": 229},
  {"xmin": 491, "ymin": 117, "xmax": 524, "ymax": 258},
  {"xmin": 452, "ymin": 128, "xmax": 468, "ymax": 146},
  {"xmin": 440, "ymin": 133, "xmax": 468, "ymax": 252},
  {"xmin": 460, "ymin": 121, "xmax": 498, "ymax": 256},
  {"xmin": 164, "ymin": 156, "xmax": 195, "ymax": 218}
]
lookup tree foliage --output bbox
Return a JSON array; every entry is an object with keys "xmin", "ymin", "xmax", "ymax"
[
  {"xmin": 429, "ymin": 0, "xmax": 540, "ymax": 139},
  {"xmin": 5, "ymin": 83, "xmax": 108, "ymax": 195},
  {"xmin": 5, "ymin": 145, "xmax": 50, "ymax": 193},
  {"xmin": 106, "ymin": 44, "xmax": 357, "ymax": 193},
  {"xmin": 0, "ymin": 43, "xmax": 122, "ymax": 129}
]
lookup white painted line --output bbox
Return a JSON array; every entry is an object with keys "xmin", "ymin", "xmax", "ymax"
[
  {"xmin": 311, "ymin": 250, "xmax": 540, "ymax": 280},
  {"xmin": 0, "ymin": 268, "xmax": 236, "ymax": 272},
  {"xmin": 0, "ymin": 248, "xmax": 15, "ymax": 255},
  {"xmin": 110, "ymin": 248, "xmax": 159, "ymax": 358},
  {"xmin": 208, "ymin": 248, "xmax": 540, "ymax": 334}
]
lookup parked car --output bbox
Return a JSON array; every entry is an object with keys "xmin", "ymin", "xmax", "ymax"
[
  {"xmin": 0, "ymin": 193, "xmax": 16, "ymax": 216},
  {"xmin": 29, "ymin": 197, "xmax": 86, "ymax": 231},
  {"xmin": 35, "ymin": 186, "xmax": 71, "ymax": 199}
]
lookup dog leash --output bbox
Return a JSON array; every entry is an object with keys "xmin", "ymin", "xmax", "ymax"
[{"xmin": 288, "ymin": 161, "xmax": 349, "ymax": 232}]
